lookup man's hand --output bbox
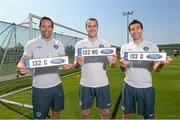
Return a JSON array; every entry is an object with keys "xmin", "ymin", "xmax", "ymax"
[
  {"xmin": 76, "ymin": 56, "xmax": 85, "ymax": 65},
  {"xmin": 16, "ymin": 55, "xmax": 30, "ymax": 76},
  {"xmin": 119, "ymin": 58, "xmax": 130, "ymax": 71},
  {"xmin": 107, "ymin": 54, "xmax": 117, "ymax": 67},
  {"xmin": 162, "ymin": 56, "xmax": 173, "ymax": 64},
  {"xmin": 63, "ymin": 64, "xmax": 73, "ymax": 71},
  {"xmin": 154, "ymin": 56, "xmax": 173, "ymax": 72},
  {"xmin": 17, "ymin": 62, "xmax": 28, "ymax": 75}
]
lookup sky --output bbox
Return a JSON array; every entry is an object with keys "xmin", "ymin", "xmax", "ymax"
[{"xmin": 0, "ymin": 0, "xmax": 179, "ymax": 46}]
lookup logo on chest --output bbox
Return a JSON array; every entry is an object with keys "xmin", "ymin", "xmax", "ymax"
[{"xmin": 37, "ymin": 46, "xmax": 42, "ymax": 49}]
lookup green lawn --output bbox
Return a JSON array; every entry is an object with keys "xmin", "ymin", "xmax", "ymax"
[
  {"xmin": 0, "ymin": 57, "xmax": 180, "ymax": 119},
  {"xmin": 0, "ymin": 63, "xmax": 17, "ymax": 76}
]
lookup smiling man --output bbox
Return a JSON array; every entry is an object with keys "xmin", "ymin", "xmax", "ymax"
[
  {"xmin": 120, "ymin": 19, "xmax": 172, "ymax": 119},
  {"xmin": 17, "ymin": 16, "xmax": 71, "ymax": 119},
  {"xmin": 74, "ymin": 18, "xmax": 117, "ymax": 119}
]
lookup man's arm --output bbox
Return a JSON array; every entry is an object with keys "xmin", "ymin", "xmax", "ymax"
[
  {"xmin": 119, "ymin": 57, "xmax": 130, "ymax": 72},
  {"xmin": 73, "ymin": 56, "xmax": 85, "ymax": 68},
  {"xmin": 107, "ymin": 54, "xmax": 117, "ymax": 68},
  {"xmin": 60, "ymin": 53, "xmax": 74, "ymax": 71},
  {"xmin": 17, "ymin": 55, "xmax": 29, "ymax": 75},
  {"xmin": 154, "ymin": 56, "xmax": 173, "ymax": 72}
]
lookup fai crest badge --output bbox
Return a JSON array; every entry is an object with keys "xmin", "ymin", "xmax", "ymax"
[
  {"xmin": 143, "ymin": 46, "xmax": 149, "ymax": 52},
  {"xmin": 99, "ymin": 44, "xmax": 104, "ymax": 48},
  {"xmin": 54, "ymin": 44, "xmax": 59, "ymax": 49}
]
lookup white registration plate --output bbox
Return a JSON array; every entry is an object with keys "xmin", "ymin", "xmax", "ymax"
[
  {"xmin": 124, "ymin": 52, "xmax": 166, "ymax": 61},
  {"xmin": 24, "ymin": 56, "xmax": 69, "ymax": 68},
  {"xmin": 77, "ymin": 47, "xmax": 116, "ymax": 56}
]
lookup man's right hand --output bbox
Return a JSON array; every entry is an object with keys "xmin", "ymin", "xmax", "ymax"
[
  {"xmin": 119, "ymin": 58, "xmax": 130, "ymax": 71},
  {"xmin": 76, "ymin": 56, "xmax": 85, "ymax": 65},
  {"xmin": 17, "ymin": 62, "xmax": 28, "ymax": 75}
]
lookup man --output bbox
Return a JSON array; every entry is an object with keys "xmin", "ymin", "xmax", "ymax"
[
  {"xmin": 74, "ymin": 18, "xmax": 116, "ymax": 119},
  {"xmin": 17, "ymin": 16, "xmax": 71, "ymax": 119},
  {"xmin": 120, "ymin": 19, "xmax": 172, "ymax": 119}
]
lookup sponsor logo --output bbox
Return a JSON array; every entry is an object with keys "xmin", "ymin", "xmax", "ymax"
[
  {"xmin": 50, "ymin": 58, "xmax": 65, "ymax": 64},
  {"xmin": 146, "ymin": 54, "xmax": 162, "ymax": 59},
  {"xmin": 37, "ymin": 46, "xmax": 42, "ymax": 48},
  {"xmin": 100, "ymin": 49, "xmax": 114, "ymax": 54},
  {"xmin": 134, "ymin": 60, "xmax": 143, "ymax": 64}
]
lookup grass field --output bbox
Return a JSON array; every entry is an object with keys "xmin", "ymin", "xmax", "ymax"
[{"xmin": 0, "ymin": 56, "xmax": 180, "ymax": 119}]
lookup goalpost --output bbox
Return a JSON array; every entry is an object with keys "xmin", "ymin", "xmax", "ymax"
[{"xmin": 0, "ymin": 13, "xmax": 86, "ymax": 110}]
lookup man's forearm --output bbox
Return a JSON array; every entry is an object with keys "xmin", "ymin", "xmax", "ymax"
[{"xmin": 154, "ymin": 62, "xmax": 164, "ymax": 72}]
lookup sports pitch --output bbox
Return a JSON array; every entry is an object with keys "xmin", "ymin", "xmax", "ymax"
[{"xmin": 0, "ymin": 57, "xmax": 180, "ymax": 119}]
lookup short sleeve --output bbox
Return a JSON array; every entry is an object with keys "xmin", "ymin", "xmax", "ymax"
[
  {"xmin": 103, "ymin": 40, "xmax": 111, "ymax": 47},
  {"xmin": 57, "ymin": 41, "xmax": 65, "ymax": 56},
  {"xmin": 23, "ymin": 41, "xmax": 33, "ymax": 58},
  {"xmin": 120, "ymin": 45, "xmax": 126, "ymax": 58},
  {"xmin": 74, "ymin": 41, "xmax": 81, "ymax": 57},
  {"xmin": 150, "ymin": 42, "xmax": 159, "ymax": 52}
]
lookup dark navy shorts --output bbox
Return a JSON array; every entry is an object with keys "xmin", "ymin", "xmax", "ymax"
[
  {"xmin": 121, "ymin": 83, "xmax": 155, "ymax": 119},
  {"xmin": 80, "ymin": 85, "xmax": 111, "ymax": 110},
  {"xmin": 32, "ymin": 84, "xmax": 64, "ymax": 119}
]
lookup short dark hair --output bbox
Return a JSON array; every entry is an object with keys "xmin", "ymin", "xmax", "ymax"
[
  {"xmin": 39, "ymin": 16, "xmax": 54, "ymax": 28},
  {"xmin": 128, "ymin": 19, "xmax": 143, "ymax": 31},
  {"xmin": 86, "ymin": 18, "xmax": 98, "ymax": 28}
]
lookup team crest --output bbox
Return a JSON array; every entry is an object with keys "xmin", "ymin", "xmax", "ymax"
[
  {"xmin": 143, "ymin": 46, "xmax": 149, "ymax": 52},
  {"xmin": 99, "ymin": 44, "xmax": 104, "ymax": 48},
  {"xmin": 54, "ymin": 44, "xmax": 59, "ymax": 49}
]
